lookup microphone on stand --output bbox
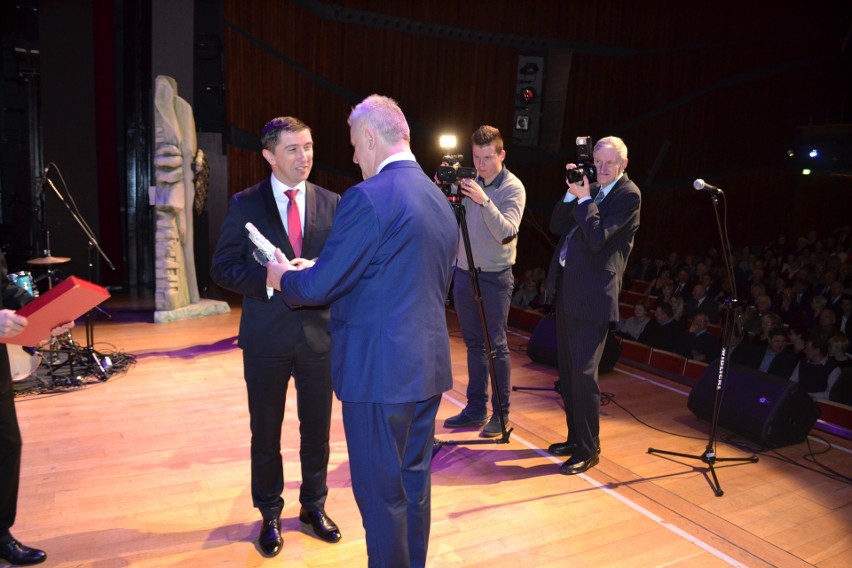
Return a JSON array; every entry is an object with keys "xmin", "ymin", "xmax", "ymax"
[
  {"xmin": 36, "ymin": 166, "xmax": 51, "ymax": 197},
  {"xmin": 693, "ymin": 178, "xmax": 723, "ymax": 194}
]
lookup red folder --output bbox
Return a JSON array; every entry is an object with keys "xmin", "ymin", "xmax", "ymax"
[{"xmin": 1, "ymin": 276, "xmax": 111, "ymax": 346}]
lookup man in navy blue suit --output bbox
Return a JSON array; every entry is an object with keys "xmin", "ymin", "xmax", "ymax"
[
  {"xmin": 266, "ymin": 95, "xmax": 458, "ymax": 568},
  {"xmin": 211, "ymin": 116, "xmax": 341, "ymax": 557},
  {"xmin": 546, "ymin": 136, "xmax": 641, "ymax": 475}
]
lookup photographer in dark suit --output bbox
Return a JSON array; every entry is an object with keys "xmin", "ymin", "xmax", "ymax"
[
  {"xmin": 210, "ymin": 116, "xmax": 341, "ymax": 557},
  {"xmin": 546, "ymin": 136, "xmax": 641, "ymax": 475}
]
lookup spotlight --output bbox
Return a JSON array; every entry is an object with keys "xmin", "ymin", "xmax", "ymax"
[
  {"xmin": 808, "ymin": 148, "xmax": 819, "ymax": 158},
  {"xmin": 802, "ymin": 168, "xmax": 812, "ymax": 175},
  {"xmin": 439, "ymin": 134, "xmax": 457, "ymax": 151}
]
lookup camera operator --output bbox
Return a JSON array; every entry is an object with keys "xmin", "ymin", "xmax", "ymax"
[
  {"xmin": 443, "ymin": 125, "xmax": 526, "ymax": 437},
  {"xmin": 546, "ymin": 136, "xmax": 641, "ymax": 475}
]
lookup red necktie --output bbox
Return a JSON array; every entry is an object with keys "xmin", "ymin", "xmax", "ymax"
[{"xmin": 284, "ymin": 189, "xmax": 302, "ymax": 257}]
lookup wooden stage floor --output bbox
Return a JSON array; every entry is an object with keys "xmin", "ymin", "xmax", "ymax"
[{"xmin": 10, "ymin": 305, "xmax": 852, "ymax": 567}]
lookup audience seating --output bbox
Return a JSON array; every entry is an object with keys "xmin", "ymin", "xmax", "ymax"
[
  {"xmin": 683, "ymin": 359, "xmax": 709, "ymax": 384},
  {"xmin": 631, "ymin": 279, "xmax": 651, "ymax": 294},
  {"xmin": 618, "ymin": 339, "xmax": 652, "ymax": 365},
  {"xmin": 620, "ymin": 290, "xmax": 647, "ymax": 307},
  {"xmin": 649, "ymin": 348, "xmax": 687, "ymax": 376}
]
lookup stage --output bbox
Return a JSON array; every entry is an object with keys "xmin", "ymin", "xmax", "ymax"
[{"xmin": 10, "ymin": 304, "xmax": 852, "ymax": 567}]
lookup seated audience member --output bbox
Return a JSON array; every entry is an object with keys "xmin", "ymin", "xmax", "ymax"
[
  {"xmin": 750, "ymin": 313, "xmax": 784, "ymax": 346},
  {"xmin": 638, "ymin": 302, "xmax": 684, "ymax": 353},
  {"xmin": 671, "ymin": 268, "xmax": 693, "ymax": 300},
  {"xmin": 657, "ymin": 283, "xmax": 685, "ymax": 322},
  {"xmin": 684, "ymin": 283, "xmax": 718, "ymax": 324},
  {"xmin": 511, "ymin": 277, "xmax": 541, "ymax": 309},
  {"xmin": 828, "ymin": 334, "xmax": 852, "ymax": 370},
  {"xmin": 679, "ymin": 312, "xmax": 720, "ymax": 362},
  {"xmin": 743, "ymin": 294, "xmax": 775, "ymax": 337},
  {"xmin": 615, "ymin": 301, "xmax": 651, "ymax": 340},
  {"xmin": 790, "ymin": 338, "xmax": 841, "ymax": 400},
  {"xmin": 646, "ymin": 267, "xmax": 673, "ymax": 298},
  {"xmin": 838, "ymin": 294, "xmax": 852, "ymax": 342},
  {"xmin": 827, "ymin": 280, "xmax": 846, "ymax": 316},
  {"xmin": 773, "ymin": 285, "xmax": 800, "ymax": 327},
  {"xmin": 732, "ymin": 328, "xmax": 799, "ymax": 379},
  {"xmin": 631, "ymin": 257, "xmax": 657, "ymax": 281},
  {"xmin": 791, "ymin": 278, "xmax": 814, "ymax": 315},
  {"xmin": 809, "ymin": 308, "xmax": 841, "ymax": 344},
  {"xmin": 799, "ymin": 294, "xmax": 827, "ymax": 331}
]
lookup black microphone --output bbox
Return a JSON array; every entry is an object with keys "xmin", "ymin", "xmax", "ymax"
[{"xmin": 693, "ymin": 178, "xmax": 723, "ymax": 194}]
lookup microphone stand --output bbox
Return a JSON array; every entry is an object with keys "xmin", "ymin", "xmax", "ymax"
[
  {"xmin": 647, "ymin": 186, "xmax": 757, "ymax": 497},
  {"xmin": 44, "ymin": 174, "xmax": 115, "ymax": 380}
]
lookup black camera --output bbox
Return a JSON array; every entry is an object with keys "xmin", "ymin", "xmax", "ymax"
[
  {"xmin": 565, "ymin": 136, "xmax": 597, "ymax": 184},
  {"xmin": 437, "ymin": 154, "xmax": 478, "ymax": 184}
]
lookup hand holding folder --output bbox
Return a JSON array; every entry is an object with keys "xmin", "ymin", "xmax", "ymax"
[{"xmin": 0, "ymin": 276, "xmax": 110, "ymax": 347}]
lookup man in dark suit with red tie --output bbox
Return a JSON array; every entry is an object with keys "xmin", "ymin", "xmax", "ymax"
[
  {"xmin": 266, "ymin": 95, "xmax": 458, "ymax": 568},
  {"xmin": 546, "ymin": 136, "xmax": 641, "ymax": 475},
  {"xmin": 210, "ymin": 116, "xmax": 341, "ymax": 557}
]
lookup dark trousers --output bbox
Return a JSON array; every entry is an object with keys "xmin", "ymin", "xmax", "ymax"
[
  {"xmin": 0, "ymin": 362, "xmax": 22, "ymax": 537},
  {"xmin": 342, "ymin": 394, "xmax": 440, "ymax": 568},
  {"xmin": 243, "ymin": 333, "xmax": 333, "ymax": 521},
  {"xmin": 555, "ymin": 309, "xmax": 608, "ymax": 461},
  {"xmin": 452, "ymin": 266, "xmax": 513, "ymax": 416}
]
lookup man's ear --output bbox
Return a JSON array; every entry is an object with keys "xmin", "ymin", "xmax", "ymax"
[{"xmin": 262, "ymin": 148, "xmax": 274, "ymax": 165}]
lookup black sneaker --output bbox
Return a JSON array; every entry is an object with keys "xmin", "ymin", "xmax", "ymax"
[
  {"xmin": 481, "ymin": 414, "xmax": 509, "ymax": 437},
  {"xmin": 443, "ymin": 409, "xmax": 487, "ymax": 428}
]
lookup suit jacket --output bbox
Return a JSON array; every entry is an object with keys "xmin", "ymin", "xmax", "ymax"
[
  {"xmin": 279, "ymin": 161, "xmax": 459, "ymax": 404},
  {"xmin": 685, "ymin": 296, "xmax": 719, "ymax": 324},
  {"xmin": 210, "ymin": 178, "xmax": 339, "ymax": 355},
  {"xmin": 547, "ymin": 173, "xmax": 642, "ymax": 322},
  {"xmin": 1, "ymin": 250, "xmax": 33, "ymax": 393}
]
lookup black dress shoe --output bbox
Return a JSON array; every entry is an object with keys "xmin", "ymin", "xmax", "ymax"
[
  {"xmin": 256, "ymin": 518, "xmax": 283, "ymax": 558},
  {"xmin": 0, "ymin": 538, "xmax": 47, "ymax": 566},
  {"xmin": 548, "ymin": 441, "xmax": 577, "ymax": 456},
  {"xmin": 559, "ymin": 454, "xmax": 600, "ymax": 475},
  {"xmin": 299, "ymin": 507, "xmax": 342, "ymax": 543}
]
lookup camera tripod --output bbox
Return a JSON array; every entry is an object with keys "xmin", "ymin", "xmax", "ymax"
[{"xmin": 433, "ymin": 186, "xmax": 512, "ymax": 457}]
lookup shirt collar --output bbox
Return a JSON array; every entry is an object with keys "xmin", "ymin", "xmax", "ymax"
[
  {"xmin": 598, "ymin": 173, "xmax": 623, "ymax": 199},
  {"xmin": 377, "ymin": 151, "xmax": 417, "ymax": 174},
  {"xmin": 478, "ymin": 166, "xmax": 507, "ymax": 189},
  {"xmin": 271, "ymin": 176, "xmax": 306, "ymax": 195}
]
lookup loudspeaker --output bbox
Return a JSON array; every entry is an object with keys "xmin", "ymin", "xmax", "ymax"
[
  {"xmin": 526, "ymin": 314, "xmax": 621, "ymax": 374},
  {"xmin": 687, "ymin": 360, "xmax": 820, "ymax": 448}
]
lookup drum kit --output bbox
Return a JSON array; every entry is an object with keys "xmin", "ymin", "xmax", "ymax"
[{"xmin": 8, "ymin": 253, "xmax": 70, "ymax": 382}]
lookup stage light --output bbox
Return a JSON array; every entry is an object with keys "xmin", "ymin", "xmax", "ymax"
[
  {"xmin": 808, "ymin": 148, "xmax": 819, "ymax": 158},
  {"xmin": 439, "ymin": 134, "xmax": 457, "ymax": 150},
  {"xmin": 802, "ymin": 168, "xmax": 812, "ymax": 175}
]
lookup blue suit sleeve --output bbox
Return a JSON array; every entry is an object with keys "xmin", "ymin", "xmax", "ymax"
[{"xmin": 280, "ymin": 187, "xmax": 380, "ymax": 306}]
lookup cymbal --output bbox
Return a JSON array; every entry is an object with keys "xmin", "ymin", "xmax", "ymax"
[{"xmin": 27, "ymin": 255, "xmax": 71, "ymax": 265}]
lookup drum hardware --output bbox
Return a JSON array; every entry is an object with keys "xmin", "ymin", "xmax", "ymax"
[
  {"xmin": 26, "ymin": 255, "xmax": 71, "ymax": 265},
  {"xmin": 8, "ymin": 271, "xmax": 39, "ymax": 298}
]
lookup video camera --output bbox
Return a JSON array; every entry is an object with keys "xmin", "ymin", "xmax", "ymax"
[
  {"xmin": 436, "ymin": 154, "xmax": 478, "ymax": 185},
  {"xmin": 565, "ymin": 136, "xmax": 597, "ymax": 184}
]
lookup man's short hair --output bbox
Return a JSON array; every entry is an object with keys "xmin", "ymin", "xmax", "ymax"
[
  {"xmin": 348, "ymin": 94, "xmax": 410, "ymax": 144},
  {"xmin": 261, "ymin": 116, "xmax": 310, "ymax": 152},
  {"xmin": 595, "ymin": 136, "xmax": 628, "ymax": 163},
  {"xmin": 657, "ymin": 302, "xmax": 674, "ymax": 318},
  {"xmin": 471, "ymin": 125, "xmax": 503, "ymax": 153}
]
